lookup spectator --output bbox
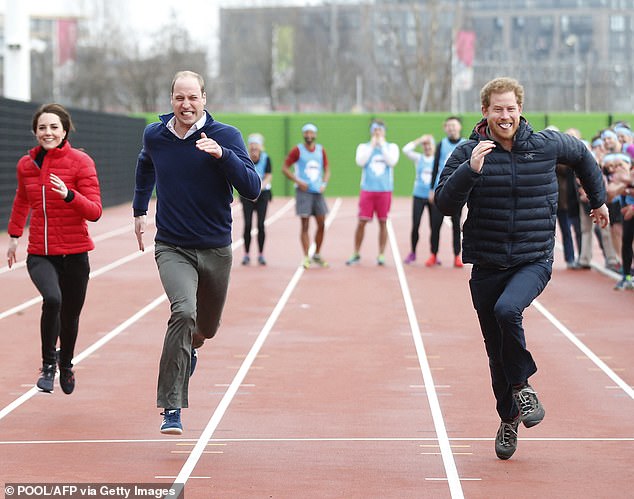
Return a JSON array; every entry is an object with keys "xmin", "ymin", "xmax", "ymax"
[
  {"xmin": 427, "ymin": 116, "xmax": 466, "ymax": 268},
  {"xmin": 240, "ymin": 133, "xmax": 272, "ymax": 266},
  {"xmin": 282, "ymin": 123, "xmax": 331, "ymax": 269},
  {"xmin": 346, "ymin": 119, "xmax": 399, "ymax": 266},
  {"xmin": 402, "ymin": 134, "xmax": 436, "ymax": 264}
]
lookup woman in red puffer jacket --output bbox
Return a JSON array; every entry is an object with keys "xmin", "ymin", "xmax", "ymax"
[{"xmin": 6, "ymin": 103, "xmax": 102, "ymax": 395}]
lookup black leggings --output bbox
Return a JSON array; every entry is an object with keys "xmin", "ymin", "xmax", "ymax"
[
  {"xmin": 430, "ymin": 203, "xmax": 462, "ymax": 256},
  {"xmin": 27, "ymin": 253, "xmax": 90, "ymax": 368},
  {"xmin": 410, "ymin": 196, "xmax": 432, "ymax": 253},
  {"xmin": 622, "ymin": 215, "xmax": 634, "ymax": 276},
  {"xmin": 241, "ymin": 191, "xmax": 271, "ymax": 253}
]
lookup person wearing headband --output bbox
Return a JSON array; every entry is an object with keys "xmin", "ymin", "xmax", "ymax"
[
  {"xmin": 282, "ymin": 123, "xmax": 331, "ymax": 269},
  {"xmin": 240, "ymin": 133, "xmax": 273, "ymax": 266},
  {"xmin": 346, "ymin": 119, "xmax": 400, "ymax": 266}
]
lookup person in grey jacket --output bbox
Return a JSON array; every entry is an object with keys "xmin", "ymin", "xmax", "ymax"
[{"xmin": 435, "ymin": 77, "xmax": 609, "ymax": 460}]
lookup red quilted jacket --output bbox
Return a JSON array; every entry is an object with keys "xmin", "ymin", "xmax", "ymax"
[{"xmin": 8, "ymin": 141, "xmax": 102, "ymax": 256}]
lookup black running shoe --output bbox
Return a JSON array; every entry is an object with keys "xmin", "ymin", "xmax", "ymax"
[
  {"xmin": 513, "ymin": 383, "xmax": 545, "ymax": 428},
  {"xmin": 37, "ymin": 364, "xmax": 56, "ymax": 392},
  {"xmin": 495, "ymin": 417, "xmax": 519, "ymax": 460},
  {"xmin": 59, "ymin": 367, "xmax": 75, "ymax": 394}
]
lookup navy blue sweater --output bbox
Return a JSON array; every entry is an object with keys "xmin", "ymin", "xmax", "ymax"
[{"xmin": 133, "ymin": 112, "xmax": 261, "ymax": 249}]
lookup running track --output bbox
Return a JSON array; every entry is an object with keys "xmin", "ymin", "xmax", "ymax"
[{"xmin": 0, "ymin": 198, "xmax": 632, "ymax": 499}]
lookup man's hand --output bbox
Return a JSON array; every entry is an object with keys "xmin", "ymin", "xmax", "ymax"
[
  {"xmin": 469, "ymin": 140, "xmax": 495, "ymax": 173},
  {"xmin": 196, "ymin": 132, "xmax": 223, "ymax": 158},
  {"xmin": 590, "ymin": 203, "xmax": 610, "ymax": 229},
  {"xmin": 134, "ymin": 215, "xmax": 147, "ymax": 251},
  {"xmin": 7, "ymin": 237, "xmax": 18, "ymax": 268}
]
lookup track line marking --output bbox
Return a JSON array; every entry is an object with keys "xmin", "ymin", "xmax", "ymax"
[
  {"xmin": 1, "ymin": 436, "xmax": 632, "ymax": 446},
  {"xmin": 0, "ymin": 199, "xmax": 296, "ymax": 423},
  {"xmin": 0, "ymin": 296, "xmax": 167, "ymax": 422},
  {"xmin": 0, "ymin": 246, "xmax": 155, "ymax": 321},
  {"xmin": 169, "ymin": 198, "xmax": 342, "ymax": 494},
  {"xmin": 0, "ymin": 223, "xmax": 148, "ymax": 275},
  {"xmin": 386, "ymin": 220, "xmax": 464, "ymax": 499},
  {"xmin": 532, "ymin": 299, "xmax": 634, "ymax": 400},
  {"xmin": 0, "ymin": 199, "xmax": 295, "ymax": 321}
]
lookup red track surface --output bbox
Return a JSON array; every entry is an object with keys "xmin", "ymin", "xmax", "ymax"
[{"xmin": 1, "ymin": 198, "xmax": 632, "ymax": 498}]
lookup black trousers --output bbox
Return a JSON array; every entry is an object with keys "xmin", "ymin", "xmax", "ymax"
[
  {"xmin": 27, "ymin": 253, "xmax": 90, "ymax": 368},
  {"xmin": 430, "ymin": 204, "xmax": 461, "ymax": 256},
  {"xmin": 241, "ymin": 191, "xmax": 271, "ymax": 253},
  {"xmin": 468, "ymin": 259, "xmax": 552, "ymax": 420},
  {"xmin": 409, "ymin": 196, "xmax": 432, "ymax": 254},
  {"xmin": 622, "ymin": 215, "xmax": 634, "ymax": 276}
]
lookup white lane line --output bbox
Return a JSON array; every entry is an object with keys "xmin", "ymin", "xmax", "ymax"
[
  {"xmin": 171, "ymin": 198, "xmax": 342, "ymax": 492},
  {"xmin": 0, "ymin": 200, "xmax": 297, "ymax": 421},
  {"xmin": 532, "ymin": 299, "xmax": 634, "ymax": 400},
  {"xmin": 2, "ymin": 436, "xmax": 632, "ymax": 445},
  {"xmin": 0, "ymin": 247, "xmax": 155, "ymax": 321},
  {"xmin": 0, "ymin": 222, "xmax": 153, "ymax": 275},
  {"xmin": 232, "ymin": 198, "xmax": 295, "ymax": 249},
  {"xmin": 386, "ymin": 220, "xmax": 464, "ymax": 499},
  {"xmin": 0, "ymin": 296, "xmax": 167, "ymax": 422},
  {"xmin": 0, "ymin": 199, "xmax": 296, "ymax": 321}
]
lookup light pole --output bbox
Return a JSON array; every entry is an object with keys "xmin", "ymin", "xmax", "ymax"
[{"xmin": 3, "ymin": 0, "xmax": 31, "ymax": 101}]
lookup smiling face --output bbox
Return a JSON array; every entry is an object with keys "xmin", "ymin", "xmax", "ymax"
[
  {"xmin": 170, "ymin": 75, "xmax": 206, "ymax": 133},
  {"xmin": 482, "ymin": 91, "xmax": 522, "ymax": 149},
  {"xmin": 444, "ymin": 118, "xmax": 462, "ymax": 140},
  {"xmin": 35, "ymin": 113, "xmax": 67, "ymax": 150}
]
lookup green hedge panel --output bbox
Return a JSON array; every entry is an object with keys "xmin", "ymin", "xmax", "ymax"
[{"xmin": 140, "ymin": 111, "xmax": 617, "ymax": 197}]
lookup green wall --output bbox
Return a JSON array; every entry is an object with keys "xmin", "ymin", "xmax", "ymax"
[{"xmin": 141, "ymin": 112, "xmax": 634, "ymax": 197}]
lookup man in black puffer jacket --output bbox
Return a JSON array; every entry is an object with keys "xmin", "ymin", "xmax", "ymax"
[{"xmin": 435, "ymin": 77, "xmax": 609, "ymax": 461}]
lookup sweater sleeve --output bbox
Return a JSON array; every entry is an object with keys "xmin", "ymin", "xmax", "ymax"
[
  {"xmin": 217, "ymin": 127, "xmax": 261, "ymax": 201},
  {"xmin": 132, "ymin": 127, "xmax": 156, "ymax": 217}
]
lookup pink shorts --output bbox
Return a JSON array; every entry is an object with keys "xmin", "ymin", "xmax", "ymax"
[{"xmin": 358, "ymin": 190, "xmax": 392, "ymax": 221}]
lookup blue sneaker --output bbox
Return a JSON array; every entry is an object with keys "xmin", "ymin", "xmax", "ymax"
[
  {"xmin": 190, "ymin": 348, "xmax": 198, "ymax": 377},
  {"xmin": 160, "ymin": 409, "xmax": 182, "ymax": 435}
]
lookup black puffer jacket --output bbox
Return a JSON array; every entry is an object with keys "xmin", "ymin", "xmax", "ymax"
[{"xmin": 435, "ymin": 117, "xmax": 606, "ymax": 269}]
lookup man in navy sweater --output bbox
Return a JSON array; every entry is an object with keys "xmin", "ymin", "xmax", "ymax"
[{"xmin": 133, "ymin": 70, "xmax": 261, "ymax": 435}]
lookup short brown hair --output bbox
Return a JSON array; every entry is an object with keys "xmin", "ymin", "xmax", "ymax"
[
  {"xmin": 32, "ymin": 103, "xmax": 75, "ymax": 136},
  {"xmin": 171, "ymin": 70, "xmax": 205, "ymax": 95},
  {"xmin": 480, "ymin": 77, "xmax": 524, "ymax": 109}
]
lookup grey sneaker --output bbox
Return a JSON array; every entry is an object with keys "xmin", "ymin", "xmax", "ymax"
[
  {"xmin": 614, "ymin": 277, "xmax": 634, "ymax": 290},
  {"xmin": 346, "ymin": 254, "xmax": 361, "ymax": 266},
  {"xmin": 312, "ymin": 254, "xmax": 329, "ymax": 268},
  {"xmin": 37, "ymin": 364, "xmax": 56, "ymax": 393},
  {"xmin": 495, "ymin": 417, "xmax": 519, "ymax": 460},
  {"xmin": 512, "ymin": 383, "xmax": 545, "ymax": 428}
]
